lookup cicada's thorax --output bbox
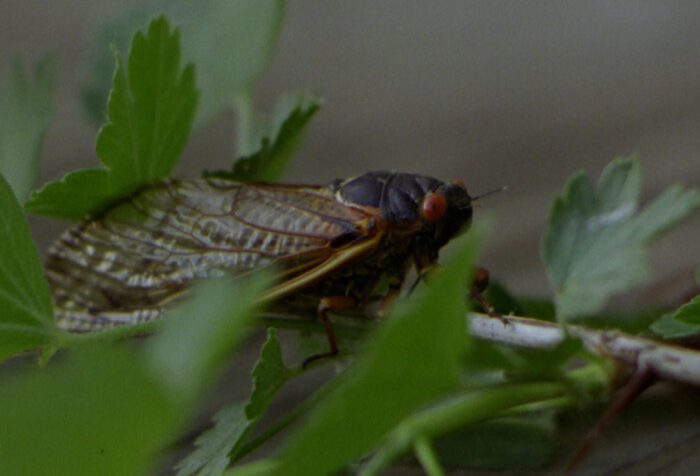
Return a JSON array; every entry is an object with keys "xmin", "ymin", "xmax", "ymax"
[{"xmin": 279, "ymin": 171, "xmax": 472, "ymax": 309}]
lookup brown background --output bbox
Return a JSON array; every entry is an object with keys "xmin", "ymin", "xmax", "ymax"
[{"xmin": 3, "ymin": 1, "xmax": 700, "ymax": 474}]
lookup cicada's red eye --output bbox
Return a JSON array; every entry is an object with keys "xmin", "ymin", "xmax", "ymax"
[
  {"xmin": 422, "ymin": 192, "xmax": 447, "ymax": 222},
  {"xmin": 451, "ymin": 179, "xmax": 467, "ymax": 190}
]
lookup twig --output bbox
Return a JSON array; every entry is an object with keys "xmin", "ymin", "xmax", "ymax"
[
  {"xmin": 564, "ymin": 367, "xmax": 657, "ymax": 472},
  {"xmin": 468, "ymin": 312, "xmax": 700, "ymax": 387}
]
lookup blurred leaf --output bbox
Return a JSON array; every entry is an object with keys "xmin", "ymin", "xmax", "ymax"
[
  {"xmin": 0, "ymin": 271, "xmax": 272, "ymax": 475},
  {"xmin": 650, "ymin": 295, "xmax": 700, "ymax": 338},
  {"xmin": 82, "ymin": 0, "xmax": 284, "ymax": 126},
  {"xmin": 27, "ymin": 16, "xmax": 197, "ymax": 219},
  {"xmin": 462, "ymin": 335, "xmax": 582, "ymax": 388},
  {"xmin": 0, "ymin": 55, "xmax": 54, "ymax": 201},
  {"xmin": 541, "ymin": 156, "xmax": 700, "ymax": 319},
  {"xmin": 579, "ymin": 307, "xmax": 662, "ymax": 334},
  {"xmin": 206, "ymin": 92, "xmax": 322, "ymax": 181},
  {"xmin": 483, "ymin": 281, "xmax": 525, "ymax": 316},
  {"xmin": 0, "ymin": 174, "xmax": 57, "ymax": 361},
  {"xmin": 518, "ymin": 297, "xmax": 556, "ymax": 321},
  {"xmin": 176, "ymin": 329, "xmax": 291, "ymax": 476},
  {"xmin": 0, "ymin": 345, "xmax": 176, "ymax": 475},
  {"xmin": 359, "ymin": 383, "xmax": 566, "ymax": 475},
  {"xmin": 272, "ymin": 226, "xmax": 485, "ymax": 476},
  {"xmin": 505, "ymin": 338, "xmax": 582, "ymax": 381},
  {"xmin": 673, "ymin": 296, "xmax": 700, "ymax": 326},
  {"xmin": 148, "ymin": 273, "xmax": 270, "ymax": 408},
  {"xmin": 433, "ymin": 415, "xmax": 555, "ymax": 470}
]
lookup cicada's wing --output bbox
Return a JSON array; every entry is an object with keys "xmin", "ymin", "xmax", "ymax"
[{"xmin": 47, "ymin": 178, "xmax": 381, "ymax": 331}]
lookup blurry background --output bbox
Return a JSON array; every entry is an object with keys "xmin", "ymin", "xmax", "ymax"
[
  {"xmin": 3, "ymin": 2, "xmax": 700, "ymax": 473},
  {"xmin": 3, "ymin": 1, "xmax": 700, "ymax": 299}
]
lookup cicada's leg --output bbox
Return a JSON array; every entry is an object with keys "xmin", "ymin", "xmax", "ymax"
[
  {"xmin": 470, "ymin": 267, "xmax": 508, "ymax": 324},
  {"xmin": 302, "ymin": 296, "xmax": 357, "ymax": 367},
  {"xmin": 378, "ymin": 284, "xmax": 401, "ymax": 317}
]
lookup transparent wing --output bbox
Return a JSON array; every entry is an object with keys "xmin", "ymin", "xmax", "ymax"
[{"xmin": 46, "ymin": 178, "xmax": 376, "ymax": 330}]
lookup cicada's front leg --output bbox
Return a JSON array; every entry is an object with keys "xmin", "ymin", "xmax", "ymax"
[{"xmin": 469, "ymin": 267, "xmax": 509, "ymax": 324}]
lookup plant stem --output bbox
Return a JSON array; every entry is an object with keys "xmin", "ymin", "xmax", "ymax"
[
  {"xmin": 413, "ymin": 435, "xmax": 446, "ymax": 476},
  {"xmin": 233, "ymin": 90, "xmax": 254, "ymax": 157},
  {"xmin": 359, "ymin": 382, "xmax": 565, "ymax": 475},
  {"xmin": 468, "ymin": 312, "xmax": 700, "ymax": 386}
]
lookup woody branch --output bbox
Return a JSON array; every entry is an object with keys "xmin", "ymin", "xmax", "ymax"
[{"xmin": 468, "ymin": 312, "xmax": 700, "ymax": 386}]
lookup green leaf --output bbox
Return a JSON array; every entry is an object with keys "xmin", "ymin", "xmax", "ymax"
[
  {"xmin": 0, "ymin": 174, "xmax": 56, "ymax": 361},
  {"xmin": 541, "ymin": 156, "xmax": 700, "ymax": 319},
  {"xmin": 272, "ymin": 226, "xmax": 485, "ymax": 476},
  {"xmin": 0, "ymin": 345, "xmax": 177, "ymax": 475},
  {"xmin": 245, "ymin": 328, "xmax": 292, "ymax": 419},
  {"xmin": 433, "ymin": 415, "xmax": 555, "ymax": 470},
  {"xmin": 176, "ymin": 329, "xmax": 291, "ymax": 476},
  {"xmin": 148, "ymin": 273, "xmax": 271, "ymax": 408},
  {"xmin": 359, "ymin": 383, "xmax": 565, "ymax": 476},
  {"xmin": 27, "ymin": 16, "xmax": 198, "ymax": 219},
  {"xmin": 650, "ymin": 295, "xmax": 700, "ymax": 338},
  {"xmin": 650, "ymin": 312, "xmax": 700, "ymax": 339},
  {"xmin": 0, "ymin": 55, "xmax": 54, "ymax": 201},
  {"xmin": 0, "ymin": 265, "xmax": 274, "ymax": 474},
  {"xmin": 207, "ymin": 92, "xmax": 322, "ymax": 181},
  {"xmin": 81, "ymin": 1, "xmax": 284, "ymax": 126},
  {"xmin": 673, "ymin": 296, "xmax": 700, "ymax": 326},
  {"xmin": 177, "ymin": 402, "xmax": 249, "ymax": 476},
  {"xmin": 21, "ymin": 168, "xmax": 120, "ymax": 220}
]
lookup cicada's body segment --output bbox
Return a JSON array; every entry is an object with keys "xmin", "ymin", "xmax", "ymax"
[{"xmin": 46, "ymin": 171, "xmax": 473, "ymax": 333}]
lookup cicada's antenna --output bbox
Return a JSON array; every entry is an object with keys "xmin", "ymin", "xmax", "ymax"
[{"xmin": 471, "ymin": 185, "xmax": 508, "ymax": 202}]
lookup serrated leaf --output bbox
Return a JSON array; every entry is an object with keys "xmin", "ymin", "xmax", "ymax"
[
  {"xmin": 650, "ymin": 295, "xmax": 700, "ymax": 338},
  {"xmin": 21, "ymin": 168, "xmax": 122, "ymax": 220},
  {"xmin": 176, "ymin": 402, "xmax": 249, "ymax": 476},
  {"xmin": 176, "ymin": 329, "xmax": 291, "ymax": 476},
  {"xmin": 0, "ymin": 55, "xmax": 54, "ymax": 201},
  {"xmin": 272, "ymin": 225, "xmax": 485, "ymax": 476},
  {"xmin": 207, "ymin": 93, "xmax": 322, "ymax": 182},
  {"xmin": 0, "ymin": 174, "xmax": 57, "ymax": 361},
  {"xmin": 245, "ymin": 328, "xmax": 292, "ymax": 419},
  {"xmin": 541, "ymin": 157, "xmax": 700, "ymax": 319},
  {"xmin": 27, "ymin": 16, "xmax": 197, "ymax": 219},
  {"xmin": 81, "ymin": 0, "xmax": 283, "ymax": 126}
]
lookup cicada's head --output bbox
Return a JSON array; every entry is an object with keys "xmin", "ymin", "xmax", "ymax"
[{"xmin": 334, "ymin": 171, "xmax": 473, "ymax": 250}]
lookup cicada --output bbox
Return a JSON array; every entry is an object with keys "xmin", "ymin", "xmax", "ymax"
[{"xmin": 46, "ymin": 171, "xmax": 474, "ymax": 361}]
